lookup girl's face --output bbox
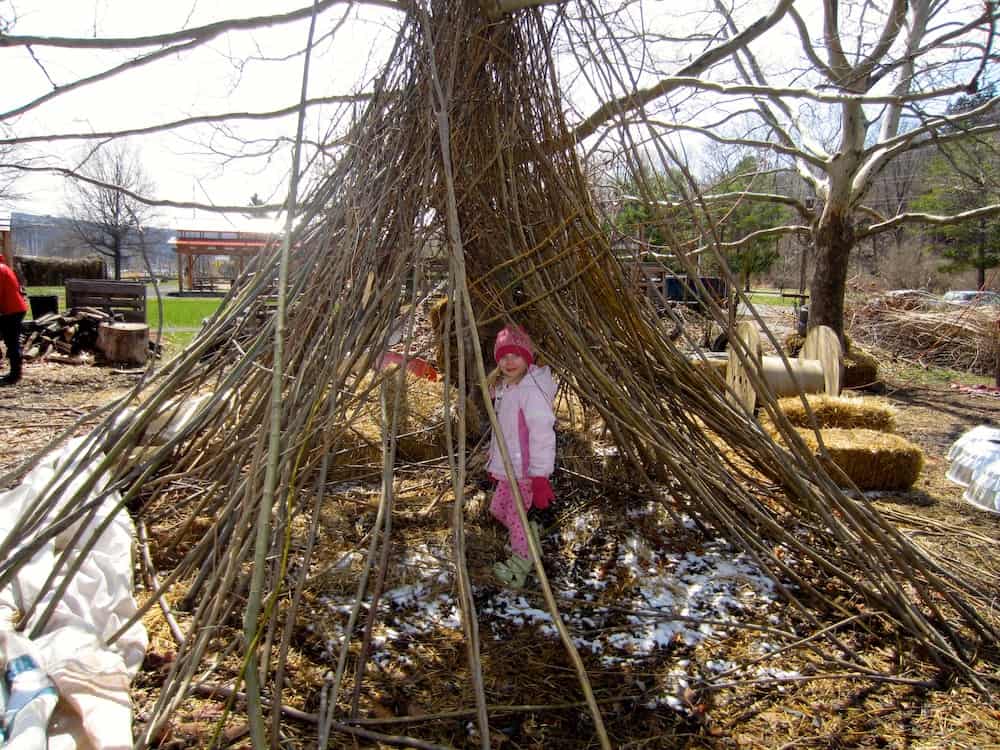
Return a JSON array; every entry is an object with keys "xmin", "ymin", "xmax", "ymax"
[{"xmin": 498, "ymin": 352, "xmax": 529, "ymax": 384}]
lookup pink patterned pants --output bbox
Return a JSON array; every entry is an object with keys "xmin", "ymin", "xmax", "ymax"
[{"xmin": 490, "ymin": 479, "xmax": 534, "ymax": 558}]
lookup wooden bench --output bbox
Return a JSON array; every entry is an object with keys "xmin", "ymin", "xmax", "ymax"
[
  {"xmin": 65, "ymin": 279, "xmax": 147, "ymax": 323},
  {"xmin": 187, "ymin": 277, "xmax": 233, "ymax": 294},
  {"xmin": 779, "ymin": 290, "xmax": 809, "ymax": 303}
]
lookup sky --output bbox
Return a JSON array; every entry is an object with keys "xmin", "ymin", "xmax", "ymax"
[
  {"xmin": 3, "ymin": 0, "xmax": 991, "ymax": 233},
  {"xmin": 0, "ymin": 0, "xmax": 401, "ymax": 227}
]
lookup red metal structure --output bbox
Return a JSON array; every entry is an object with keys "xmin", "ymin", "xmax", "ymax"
[{"xmin": 169, "ymin": 227, "xmax": 275, "ymax": 294}]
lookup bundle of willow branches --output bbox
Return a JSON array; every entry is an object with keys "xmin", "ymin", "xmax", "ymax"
[
  {"xmin": 851, "ymin": 296, "xmax": 999, "ymax": 375},
  {"xmin": 1, "ymin": 1, "xmax": 997, "ymax": 748}
]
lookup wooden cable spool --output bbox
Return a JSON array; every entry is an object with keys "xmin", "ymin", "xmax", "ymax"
[
  {"xmin": 727, "ymin": 324, "xmax": 843, "ymax": 411},
  {"xmin": 799, "ymin": 323, "xmax": 842, "ymax": 396},
  {"xmin": 726, "ymin": 321, "xmax": 761, "ymax": 412}
]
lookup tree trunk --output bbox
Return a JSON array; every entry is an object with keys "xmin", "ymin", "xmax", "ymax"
[
  {"xmin": 97, "ymin": 322, "xmax": 149, "ymax": 366},
  {"xmin": 808, "ymin": 212, "xmax": 854, "ymax": 339},
  {"xmin": 978, "ymin": 219, "xmax": 986, "ymax": 290}
]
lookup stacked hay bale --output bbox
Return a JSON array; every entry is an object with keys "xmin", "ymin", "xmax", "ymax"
[
  {"xmin": 769, "ymin": 394, "xmax": 922, "ymax": 491},
  {"xmin": 16, "ymin": 255, "xmax": 105, "ymax": 285},
  {"xmin": 777, "ymin": 394, "xmax": 897, "ymax": 432},
  {"xmin": 792, "ymin": 427, "xmax": 922, "ymax": 491},
  {"xmin": 842, "ymin": 347, "xmax": 880, "ymax": 389}
]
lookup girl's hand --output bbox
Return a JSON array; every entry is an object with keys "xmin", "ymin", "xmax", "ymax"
[{"xmin": 530, "ymin": 476, "xmax": 554, "ymax": 509}]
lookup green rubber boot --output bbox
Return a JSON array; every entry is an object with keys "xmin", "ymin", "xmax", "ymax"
[
  {"xmin": 528, "ymin": 520, "xmax": 544, "ymax": 547},
  {"xmin": 493, "ymin": 554, "xmax": 532, "ymax": 588}
]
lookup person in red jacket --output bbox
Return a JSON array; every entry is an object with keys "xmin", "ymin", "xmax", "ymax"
[{"xmin": 0, "ymin": 254, "xmax": 28, "ymax": 386}]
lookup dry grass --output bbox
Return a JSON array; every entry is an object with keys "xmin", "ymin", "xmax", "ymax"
[{"xmin": 5, "ymin": 359, "xmax": 1000, "ymax": 747}]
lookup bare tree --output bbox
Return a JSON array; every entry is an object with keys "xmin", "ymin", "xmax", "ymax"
[
  {"xmin": 571, "ymin": 0, "xmax": 1000, "ymax": 336},
  {"xmin": 65, "ymin": 144, "xmax": 155, "ymax": 280},
  {"xmin": 0, "ymin": 123, "xmax": 24, "ymax": 202}
]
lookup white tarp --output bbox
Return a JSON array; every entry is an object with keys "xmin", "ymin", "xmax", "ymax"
[
  {"xmin": 0, "ymin": 438, "xmax": 148, "ymax": 748},
  {"xmin": 946, "ymin": 425, "xmax": 1000, "ymax": 514}
]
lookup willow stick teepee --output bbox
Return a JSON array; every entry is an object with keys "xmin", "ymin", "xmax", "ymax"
[{"xmin": 2, "ymin": 0, "xmax": 997, "ymax": 747}]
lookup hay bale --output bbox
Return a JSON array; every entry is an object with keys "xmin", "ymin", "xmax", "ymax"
[
  {"xmin": 785, "ymin": 332, "xmax": 855, "ymax": 357},
  {"xmin": 795, "ymin": 428, "xmax": 922, "ymax": 491},
  {"xmin": 427, "ymin": 295, "xmax": 449, "ymax": 334},
  {"xmin": 776, "ymin": 394, "xmax": 896, "ymax": 432},
  {"xmin": 358, "ymin": 366, "xmax": 482, "ymax": 463},
  {"xmin": 843, "ymin": 346, "xmax": 879, "ymax": 390}
]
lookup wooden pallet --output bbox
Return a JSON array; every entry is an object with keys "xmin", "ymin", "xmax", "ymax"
[{"xmin": 65, "ymin": 279, "xmax": 147, "ymax": 323}]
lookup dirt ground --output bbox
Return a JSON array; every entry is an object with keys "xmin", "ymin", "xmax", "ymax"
[{"xmin": 2, "ymin": 337, "xmax": 1000, "ymax": 749}]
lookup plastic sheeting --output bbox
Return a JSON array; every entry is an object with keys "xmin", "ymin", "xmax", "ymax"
[
  {"xmin": 0, "ymin": 438, "xmax": 148, "ymax": 748},
  {"xmin": 946, "ymin": 425, "xmax": 1000, "ymax": 514}
]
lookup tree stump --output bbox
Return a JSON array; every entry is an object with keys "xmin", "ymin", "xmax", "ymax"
[{"xmin": 97, "ymin": 322, "xmax": 149, "ymax": 366}]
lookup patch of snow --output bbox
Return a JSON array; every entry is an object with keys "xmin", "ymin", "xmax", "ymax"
[{"xmin": 316, "ymin": 524, "xmax": 781, "ymax": 718}]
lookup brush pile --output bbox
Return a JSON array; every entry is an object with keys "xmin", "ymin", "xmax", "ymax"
[
  {"xmin": 2, "ymin": 1, "xmax": 999, "ymax": 747},
  {"xmin": 849, "ymin": 294, "xmax": 999, "ymax": 375}
]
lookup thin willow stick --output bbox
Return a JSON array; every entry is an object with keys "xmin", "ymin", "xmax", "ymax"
[{"xmin": 243, "ymin": 2, "xmax": 321, "ymax": 743}]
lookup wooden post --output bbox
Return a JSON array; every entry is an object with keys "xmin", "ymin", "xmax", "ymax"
[{"xmin": 177, "ymin": 249, "xmax": 184, "ymax": 294}]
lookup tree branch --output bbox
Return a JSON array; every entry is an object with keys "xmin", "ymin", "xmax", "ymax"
[
  {"xmin": 480, "ymin": 0, "xmax": 563, "ymax": 20},
  {"xmin": 8, "ymin": 163, "xmax": 282, "ymax": 213},
  {"xmin": 0, "ymin": 0, "xmax": 403, "ymax": 50},
  {"xmin": 569, "ymin": 0, "xmax": 794, "ymax": 144},
  {"xmin": 703, "ymin": 223, "xmax": 811, "ymax": 252},
  {"xmin": 0, "ymin": 95, "xmax": 373, "ymax": 147},
  {"xmin": 613, "ymin": 77, "xmax": 973, "ymax": 107},
  {"xmin": 641, "ymin": 119, "xmax": 827, "ymax": 167},
  {"xmin": 624, "ymin": 189, "xmax": 811, "ymax": 218},
  {"xmin": 857, "ymin": 204, "xmax": 1000, "ymax": 239},
  {"xmin": 2, "ymin": 36, "xmax": 207, "ymax": 120},
  {"xmin": 847, "ymin": 0, "xmax": 907, "ymax": 90},
  {"xmin": 786, "ymin": 6, "xmax": 836, "ymax": 80}
]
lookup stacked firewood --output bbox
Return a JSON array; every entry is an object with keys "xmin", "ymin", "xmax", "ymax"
[{"xmin": 21, "ymin": 307, "xmax": 117, "ymax": 360}]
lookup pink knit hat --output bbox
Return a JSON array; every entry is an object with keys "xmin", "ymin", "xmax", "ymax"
[{"xmin": 494, "ymin": 324, "xmax": 534, "ymax": 365}]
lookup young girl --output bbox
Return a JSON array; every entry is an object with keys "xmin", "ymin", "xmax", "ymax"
[{"xmin": 487, "ymin": 324, "xmax": 557, "ymax": 587}]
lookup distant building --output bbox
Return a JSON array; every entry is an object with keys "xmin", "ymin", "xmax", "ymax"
[
  {"xmin": 0, "ymin": 212, "xmax": 10, "ymax": 263},
  {"xmin": 5, "ymin": 211, "xmax": 175, "ymax": 275}
]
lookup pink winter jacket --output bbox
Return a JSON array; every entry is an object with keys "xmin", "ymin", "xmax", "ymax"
[{"xmin": 487, "ymin": 365, "xmax": 557, "ymax": 480}]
